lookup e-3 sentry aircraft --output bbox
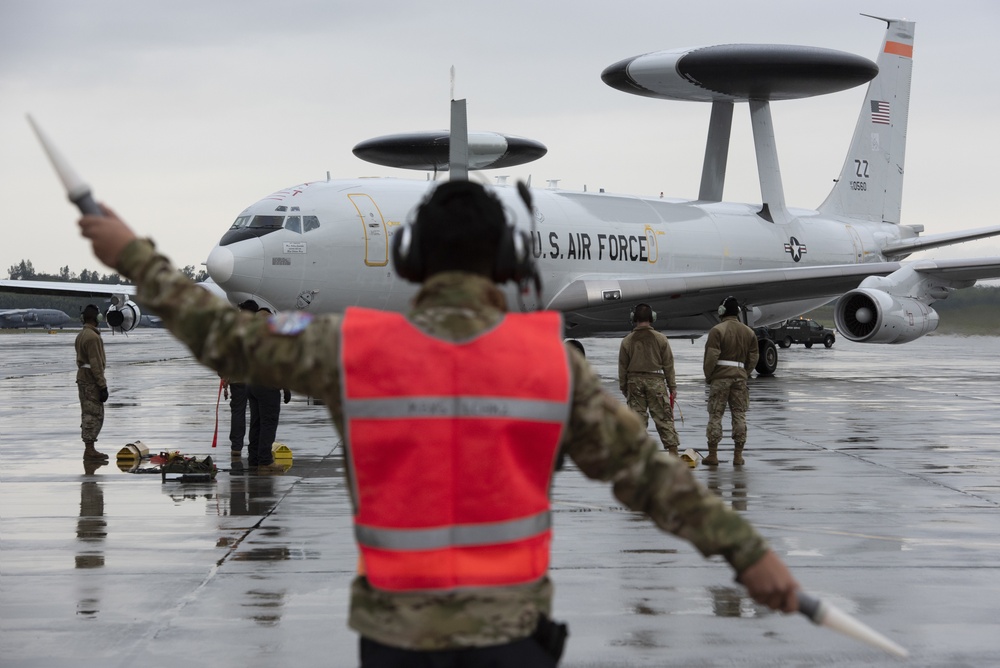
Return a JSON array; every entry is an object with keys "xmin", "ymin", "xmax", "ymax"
[{"xmin": 7, "ymin": 16, "xmax": 1000, "ymax": 374}]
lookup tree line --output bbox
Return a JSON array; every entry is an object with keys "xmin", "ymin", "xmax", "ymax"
[{"xmin": 6, "ymin": 259, "xmax": 208, "ymax": 284}]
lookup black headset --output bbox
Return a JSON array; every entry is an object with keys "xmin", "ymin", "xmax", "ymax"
[
  {"xmin": 629, "ymin": 302, "xmax": 657, "ymax": 325},
  {"xmin": 391, "ymin": 182, "xmax": 537, "ymax": 285},
  {"xmin": 80, "ymin": 304, "xmax": 100, "ymax": 323}
]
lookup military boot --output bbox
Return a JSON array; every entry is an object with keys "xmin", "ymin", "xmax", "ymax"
[
  {"xmin": 702, "ymin": 444, "xmax": 719, "ymax": 466},
  {"xmin": 83, "ymin": 441, "xmax": 108, "ymax": 461},
  {"xmin": 733, "ymin": 445, "xmax": 745, "ymax": 466}
]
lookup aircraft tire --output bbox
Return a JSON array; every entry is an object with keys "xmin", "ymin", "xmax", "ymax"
[{"xmin": 756, "ymin": 338, "xmax": 778, "ymax": 376}]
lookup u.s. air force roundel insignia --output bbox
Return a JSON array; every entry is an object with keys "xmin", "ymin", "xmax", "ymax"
[
  {"xmin": 783, "ymin": 237, "xmax": 808, "ymax": 262},
  {"xmin": 267, "ymin": 311, "xmax": 314, "ymax": 336}
]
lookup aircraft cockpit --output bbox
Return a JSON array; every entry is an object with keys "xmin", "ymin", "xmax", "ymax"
[
  {"xmin": 219, "ymin": 210, "xmax": 321, "ymax": 246},
  {"xmin": 280, "ymin": 215, "xmax": 321, "ymax": 234}
]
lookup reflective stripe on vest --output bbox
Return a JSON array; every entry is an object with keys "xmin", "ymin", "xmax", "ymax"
[
  {"xmin": 343, "ymin": 396, "xmax": 568, "ymax": 421},
  {"xmin": 356, "ymin": 511, "xmax": 551, "ymax": 550},
  {"xmin": 341, "ymin": 307, "xmax": 571, "ymax": 592}
]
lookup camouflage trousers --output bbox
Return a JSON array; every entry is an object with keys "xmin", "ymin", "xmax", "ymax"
[
  {"xmin": 625, "ymin": 376, "xmax": 680, "ymax": 450},
  {"xmin": 706, "ymin": 377, "xmax": 748, "ymax": 447},
  {"xmin": 78, "ymin": 380, "xmax": 105, "ymax": 443}
]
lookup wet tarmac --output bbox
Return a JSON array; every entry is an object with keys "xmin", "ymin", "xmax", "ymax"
[{"xmin": 2, "ymin": 328, "xmax": 999, "ymax": 667}]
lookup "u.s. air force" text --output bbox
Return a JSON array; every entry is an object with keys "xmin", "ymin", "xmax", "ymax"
[{"xmin": 531, "ymin": 231, "xmax": 653, "ymax": 262}]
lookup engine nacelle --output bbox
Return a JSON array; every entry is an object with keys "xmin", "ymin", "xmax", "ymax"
[
  {"xmin": 105, "ymin": 296, "xmax": 141, "ymax": 333},
  {"xmin": 834, "ymin": 288, "xmax": 938, "ymax": 344}
]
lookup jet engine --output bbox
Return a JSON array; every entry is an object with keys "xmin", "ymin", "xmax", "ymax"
[
  {"xmin": 105, "ymin": 295, "xmax": 141, "ymax": 333},
  {"xmin": 834, "ymin": 288, "xmax": 938, "ymax": 344},
  {"xmin": 831, "ymin": 262, "xmax": 972, "ymax": 344}
]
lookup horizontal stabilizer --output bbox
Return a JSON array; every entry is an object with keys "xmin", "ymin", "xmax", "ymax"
[
  {"xmin": 906, "ymin": 256, "xmax": 1000, "ymax": 282},
  {"xmin": 881, "ymin": 224, "xmax": 1000, "ymax": 258}
]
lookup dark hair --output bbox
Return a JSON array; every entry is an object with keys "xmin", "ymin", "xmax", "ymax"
[
  {"xmin": 721, "ymin": 296, "xmax": 740, "ymax": 316},
  {"xmin": 415, "ymin": 181, "xmax": 505, "ymax": 276},
  {"xmin": 82, "ymin": 304, "xmax": 100, "ymax": 322},
  {"xmin": 633, "ymin": 303, "xmax": 654, "ymax": 324}
]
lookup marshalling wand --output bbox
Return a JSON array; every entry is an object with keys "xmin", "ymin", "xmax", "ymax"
[
  {"xmin": 797, "ymin": 591, "xmax": 909, "ymax": 659},
  {"xmin": 26, "ymin": 114, "xmax": 102, "ymax": 216}
]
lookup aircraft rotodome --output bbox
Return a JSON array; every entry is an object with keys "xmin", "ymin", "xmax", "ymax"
[{"xmin": 7, "ymin": 15, "xmax": 1000, "ymax": 375}]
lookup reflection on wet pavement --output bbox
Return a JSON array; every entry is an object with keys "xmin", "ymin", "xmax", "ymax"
[
  {"xmin": 76, "ymin": 475, "xmax": 106, "ymax": 570},
  {"xmin": 243, "ymin": 589, "xmax": 285, "ymax": 626},
  {"xmin": 2, "ymin": 330, "xmax": 1000, "ymax": 667}
]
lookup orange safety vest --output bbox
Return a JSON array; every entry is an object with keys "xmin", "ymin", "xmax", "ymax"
[{"xmin": 341, "ymin": 307, "xmax": 571, "ymax": 592}]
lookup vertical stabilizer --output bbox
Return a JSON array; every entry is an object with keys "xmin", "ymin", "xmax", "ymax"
[{"xmin": 818, "ymin": 17, "xmax": 914, "ymax": 223}]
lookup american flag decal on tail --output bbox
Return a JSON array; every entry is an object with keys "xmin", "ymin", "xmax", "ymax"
[{"xmin": 870, "ymin": 100, "xmax": 890, "ymax": 125}]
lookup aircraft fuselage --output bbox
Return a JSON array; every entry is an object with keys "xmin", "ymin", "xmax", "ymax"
[
  {"xmin": 0, "ymin": 308, "xmax": 72, "ymax": 329},
  {"xmin": 205, "ymin": 178, "xmax": 911, "ymax": 336}
]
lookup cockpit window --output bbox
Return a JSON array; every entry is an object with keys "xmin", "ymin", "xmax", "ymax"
[
  {"xmin": 229, "ymin": 215, "xmax": 252, "ymax": 230},
  {"xmin": 249, "ymin": 215, "xmax": 285, "ymax": 229},
  {"xmin": 227, "ymin": 214, "xmax": 318, "ymax": 236}
]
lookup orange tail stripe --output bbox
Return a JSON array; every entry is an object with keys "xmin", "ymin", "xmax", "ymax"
[{"xmin": 884, "ymin": 41, "xmax": 913, "ymax": 58}]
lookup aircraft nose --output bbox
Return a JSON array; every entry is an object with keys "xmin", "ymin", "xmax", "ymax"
[
  {"xmin": 206, "ymin": 238, "xmax": 264, "ymax": 295},
  {"xmin": 206, "ymin": 245, "xmax": 234, "ymax": 283}
]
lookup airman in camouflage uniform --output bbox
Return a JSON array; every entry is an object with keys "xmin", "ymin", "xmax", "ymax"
[
  {"xmin": 618, "ymin": 303, "xmax": 680, "ymax": 454},
  {"xmin": 75, "ymin": 304, "xmax": 109, "ymax": 461},
  {"xmin": 78, "ymin": 186, "xmax": 798, "ymax": 665},
  {"xmin": 703, "ymin": 297, "xmax": 759, "ymax": 466}
]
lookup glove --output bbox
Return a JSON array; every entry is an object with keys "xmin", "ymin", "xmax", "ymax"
[
  {"xmin": 283, "ymin": 389, "xmax": 291, "ymax": 404},
  {"xmin": 99, "ymin": 387, "xmax": 109, "ymax": 403}
]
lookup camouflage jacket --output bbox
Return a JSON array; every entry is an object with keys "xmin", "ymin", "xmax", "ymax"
[
  {"xmin": 704, "ymin": 317, "xmax": 759, "ymax": 382},
  {"xmin": 75, "ymin": 323, "xmax": 107, "ymax": 387},
  {"xmin": 618, "ymin": 325, "xmax": 676, "ymax": 394},
  {"xmin": 119, "ymin": 239, "xmax": 769, "ymax": 650}
]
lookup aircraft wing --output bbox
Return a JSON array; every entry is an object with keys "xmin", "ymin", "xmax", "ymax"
[
  {"xmin": 549, "ymin": 262, "xmax": 896, "ymax": 315},
  {"xmin": 0, "ymin": 279, "xmax": 136, "ymax": 298},
  {"xmin": 548, "ymin": 257, "xmax": 1000, "ymax": 321},
  {"xmin": 0, "ymin": 277, "xmax": 227, "ymax": 302}
]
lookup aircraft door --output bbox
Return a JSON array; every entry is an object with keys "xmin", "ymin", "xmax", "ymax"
[
  {"xmin": 348, "ymin": 194, "xmax": 388, "ymax": 267},
  {"xmin": 644, "ymin": 225, "xmax": 662, "ymax": 264}
]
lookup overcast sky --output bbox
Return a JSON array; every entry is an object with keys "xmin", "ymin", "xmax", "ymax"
[{"xmin": 2, "ymin": 0, "xmax": 998, "ymax": 276}]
